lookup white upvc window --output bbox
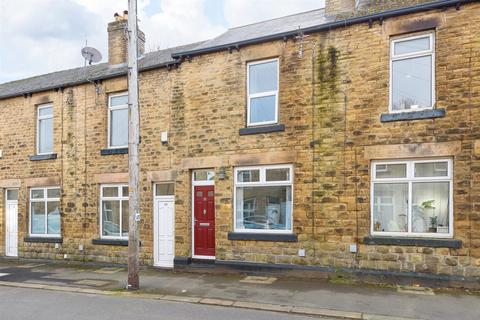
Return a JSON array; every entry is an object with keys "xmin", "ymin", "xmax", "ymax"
[
  {"xmin": 390, "ymin": 32, "xmax": 435, "ymax": 113},
  {"xmin": 371, "ymin": 159, "xmax": 453, "ymax": 238},
  {"xmin": 100, "ymin": 184, "xmax": 129, "ymax": 239},
  {"xmin": 108, "ymin": 93, "xmax": 129, "ymax": 148},
  {"xmin": 234, "ymin": 164, "xmax": 293, "ymax": 233},
  {"xmin": 37, "ymin": 104, "xmax": 54, "ymax": 155},
  {"xmin": 30, "ymin": 187, "xmax": 61, "ymax": 237},
  {"xmin": 247, "ymin": 58, "xmax": 279, "ymax": 126}
]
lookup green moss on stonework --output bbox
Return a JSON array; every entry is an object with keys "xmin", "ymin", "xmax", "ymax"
[
  {"xmin": 327, "ymin": 47, "xmax": 339, "ymax": 93},
  {"xmin": 315, "ymin": 45, "xmax": 340, "ymax": 103}
]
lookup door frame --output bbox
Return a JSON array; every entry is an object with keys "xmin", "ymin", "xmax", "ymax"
[
  {"xmin": 153, "ymin": 184, "xmax": 175, "ymax": 268},
  {"xmin": 5, "ymin": 188, "xmax": 19, "ymax": 257},
  {"xmin": 191, "ymin": 170, "xmax": 215, "ymax": 260}
]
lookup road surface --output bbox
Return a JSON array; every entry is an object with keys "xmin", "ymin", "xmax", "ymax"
[{"xmin": 0, "ymin": 286, "xmax": 319, "ymax": 320}]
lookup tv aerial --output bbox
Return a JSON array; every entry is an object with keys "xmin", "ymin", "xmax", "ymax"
[{"xmin": 81, "ymin": 46, "xmax": 102, "ymax": 65}]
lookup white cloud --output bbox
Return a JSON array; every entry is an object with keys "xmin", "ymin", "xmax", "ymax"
[
  {"xmin": 223, "ymin": 0, "xmax": 324, "ymax": 27},
  {"xmin": 0, "ymin": 0, "xmax": 103, "ymax": 83},
  {"xmin": 0, "ymin": 0, "xmax": 325, "ymax": 83},
  {"xmin": 139, "ymin": 0, "xmax": 226, "ymax": 51}
]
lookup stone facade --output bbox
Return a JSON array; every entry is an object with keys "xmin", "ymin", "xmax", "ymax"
[{"xmin": 0, "ymin": 2, "xmax": 479, "ymax": 279}]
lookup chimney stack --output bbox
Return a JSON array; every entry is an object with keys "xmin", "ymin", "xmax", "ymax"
[
  {"xmin": 325, "ymin": 0, "xmax": 357, "ymax": 16},
  {"xmin": 107, "ymin": 10, "xmax": 146, "ymax": 65}
]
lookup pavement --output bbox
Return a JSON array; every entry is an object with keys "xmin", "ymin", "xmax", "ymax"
[{"xmin": 0, "ymin": 259, "xmax": 479, "ymax": 320}]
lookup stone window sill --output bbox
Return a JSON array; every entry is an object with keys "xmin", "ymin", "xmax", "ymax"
[
  {"xmin": 228, "ymin": 232, "xmax": 297, "ymax": 242},
  {"xmin": 92, "ymin": 238, "xmax": 128, "ymax": 246},
  {"xmin": 29, "ymin": 153, "xmax": 57, "ymax": 161},
  {"xmin": 24, "ymin": 236, "xmax": 62, "ymax": 244},
  {"xmin": 380, "ymin": 108, "xmax": 445, "ymax": 122},
  {"xmin": 363, "ymin": 236, "xmax": 461, "ymax": 248},
  {"xmin": 100, "ymin": 148, "xmax": 128, "ymax": 156},
  {"xmin": 239, "ymin": 124, "xmax": 285, "ymax": 136}
]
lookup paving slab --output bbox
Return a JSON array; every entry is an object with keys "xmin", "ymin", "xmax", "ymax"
[
  {"xmin": 239, "ymin": 276, "xmax": 277, "ymax": 284},
  {"xmin": 74, "ymin": 279, "xmax": 111, "ymax": 287}
]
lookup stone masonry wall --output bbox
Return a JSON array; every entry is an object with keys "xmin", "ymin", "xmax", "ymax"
[
  {"xmin": 0, "ymin": 2, "xmax": 478, "ymax": 278},
  {"xmin": 309, "ymin": 4, "xmax": 480, "ymax": 277}
]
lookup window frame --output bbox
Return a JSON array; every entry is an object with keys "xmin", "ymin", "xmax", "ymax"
[
  {"xmin": 36, "ymin": 104, "xmax": 54, "ymax": 155},
  {"xmin": 29, "ymin": 186, "xmax": 61, "ymax": 238},
  {"xmin": 233, "ymin": 164, "xmax": 293, "ymax": 234},
  {"xmin": 99, "ymin": 184, "xmax": 129, "ymax": 240},
  {"xmin": 246, "ymin": 58, "xmax": 280, "ymax": 127},
  {"xmin": 370, "ymin": 158, "xmax": 453, "ymax": 239},
  {"xmin": 154, "ymin": 182, "xmax": 175, "ymax": 198},
  {"xmin": 389, "ymin": 32, "xmax": 435, "ymax": 114},
  {"xmin": 107, "ymin": 92, "xmax": 129, "ymax": 149}
]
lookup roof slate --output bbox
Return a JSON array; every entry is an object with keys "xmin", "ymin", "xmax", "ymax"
[
  {"xmin": 0, "ymin": 0, "xmax": 462, "ymax": 100},
  {"xmin": 0, "ymin": 42, "xmax": 203, "ymax": 99},
  {"xmin": 185, "ymin": 9, "xmax": 331, "ymax": 53}
]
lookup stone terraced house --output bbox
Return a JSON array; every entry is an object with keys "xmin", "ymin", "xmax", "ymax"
[{"xmin": 0, "ymin": 0, "xmax": 479, "ymax": 282}]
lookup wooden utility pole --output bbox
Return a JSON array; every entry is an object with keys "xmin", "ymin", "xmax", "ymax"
[{"xmin": 127, "ymin": 0, "xmax": 140, "ymax": 290}]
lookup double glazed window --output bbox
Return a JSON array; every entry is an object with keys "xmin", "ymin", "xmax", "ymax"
[
  {"xmin": 390, "ymin": 33, "xmax": 435, "ymax": 113},
  {"xmin": 247, "ymin": 59, "xmax": 279, "ymax": 126},
  {"xmin": 108, "ymin": 93, "xmax": 129, "ymax": 148},
  {"xmin": 30, "ymin": 187, "xmax": 61, "ymax": 236},
  {"xmin": 371, "ymin": 159, "xmax": 452, "ymax": 238},
  {"xmin": 100, "ymin": 185, "xmax": 129, "ymax": 239},
  {"xmin": 37, "ymin": 104, "xmax": 54, "ymax": 154},
  {"xmin": 234, "ymin": 165, "xmax": 293, "ymax": 233}
]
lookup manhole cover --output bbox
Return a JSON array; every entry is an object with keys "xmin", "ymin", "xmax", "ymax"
[
  {"xmin": 94, "ymin": 267, "xmax": 124, "ymax": 274},
  {"xmin": 240, "ymin": 276, "xmax": 277, "ymax": 284},
  {"xmin": 74, "ymin": 279, "xmax": 111, "ymax": 287}
]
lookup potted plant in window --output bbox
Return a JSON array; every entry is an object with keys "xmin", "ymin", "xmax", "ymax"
[{"xmin": 420, "ymin": 199, "xmax": 436, "ymax": 233}]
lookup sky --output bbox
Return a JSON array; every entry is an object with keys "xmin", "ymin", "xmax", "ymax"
[{"xmin": 0, "ymin": 0, "xmax": 325, "ymax": 84}]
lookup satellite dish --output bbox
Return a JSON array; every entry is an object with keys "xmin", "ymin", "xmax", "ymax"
[{"xmin": 81, "ymin": 47, "xmax": 102, "ymax": 65}]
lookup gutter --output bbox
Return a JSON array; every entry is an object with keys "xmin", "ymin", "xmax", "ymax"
[{"xmin": 172, "ymin": 0, "xmax": 472, "ymax": 59}]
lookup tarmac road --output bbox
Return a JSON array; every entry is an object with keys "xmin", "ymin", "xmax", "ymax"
[{"xmin": 0, "ymin": 286, "xmax": 320, "ymax": 320}]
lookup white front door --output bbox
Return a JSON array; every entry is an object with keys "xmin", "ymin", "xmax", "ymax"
[
  {"xmin": 154, "ymin": 197, "xmax": 175, "ymax": 268},
  {"xmin": 5, "ymin": 189, "xmax": 18, "ymax": 257}
]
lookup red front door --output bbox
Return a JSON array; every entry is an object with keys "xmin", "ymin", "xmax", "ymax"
[{"xmin": 194, "ymin": 185, "xmax": 215, "ymax": 257}]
